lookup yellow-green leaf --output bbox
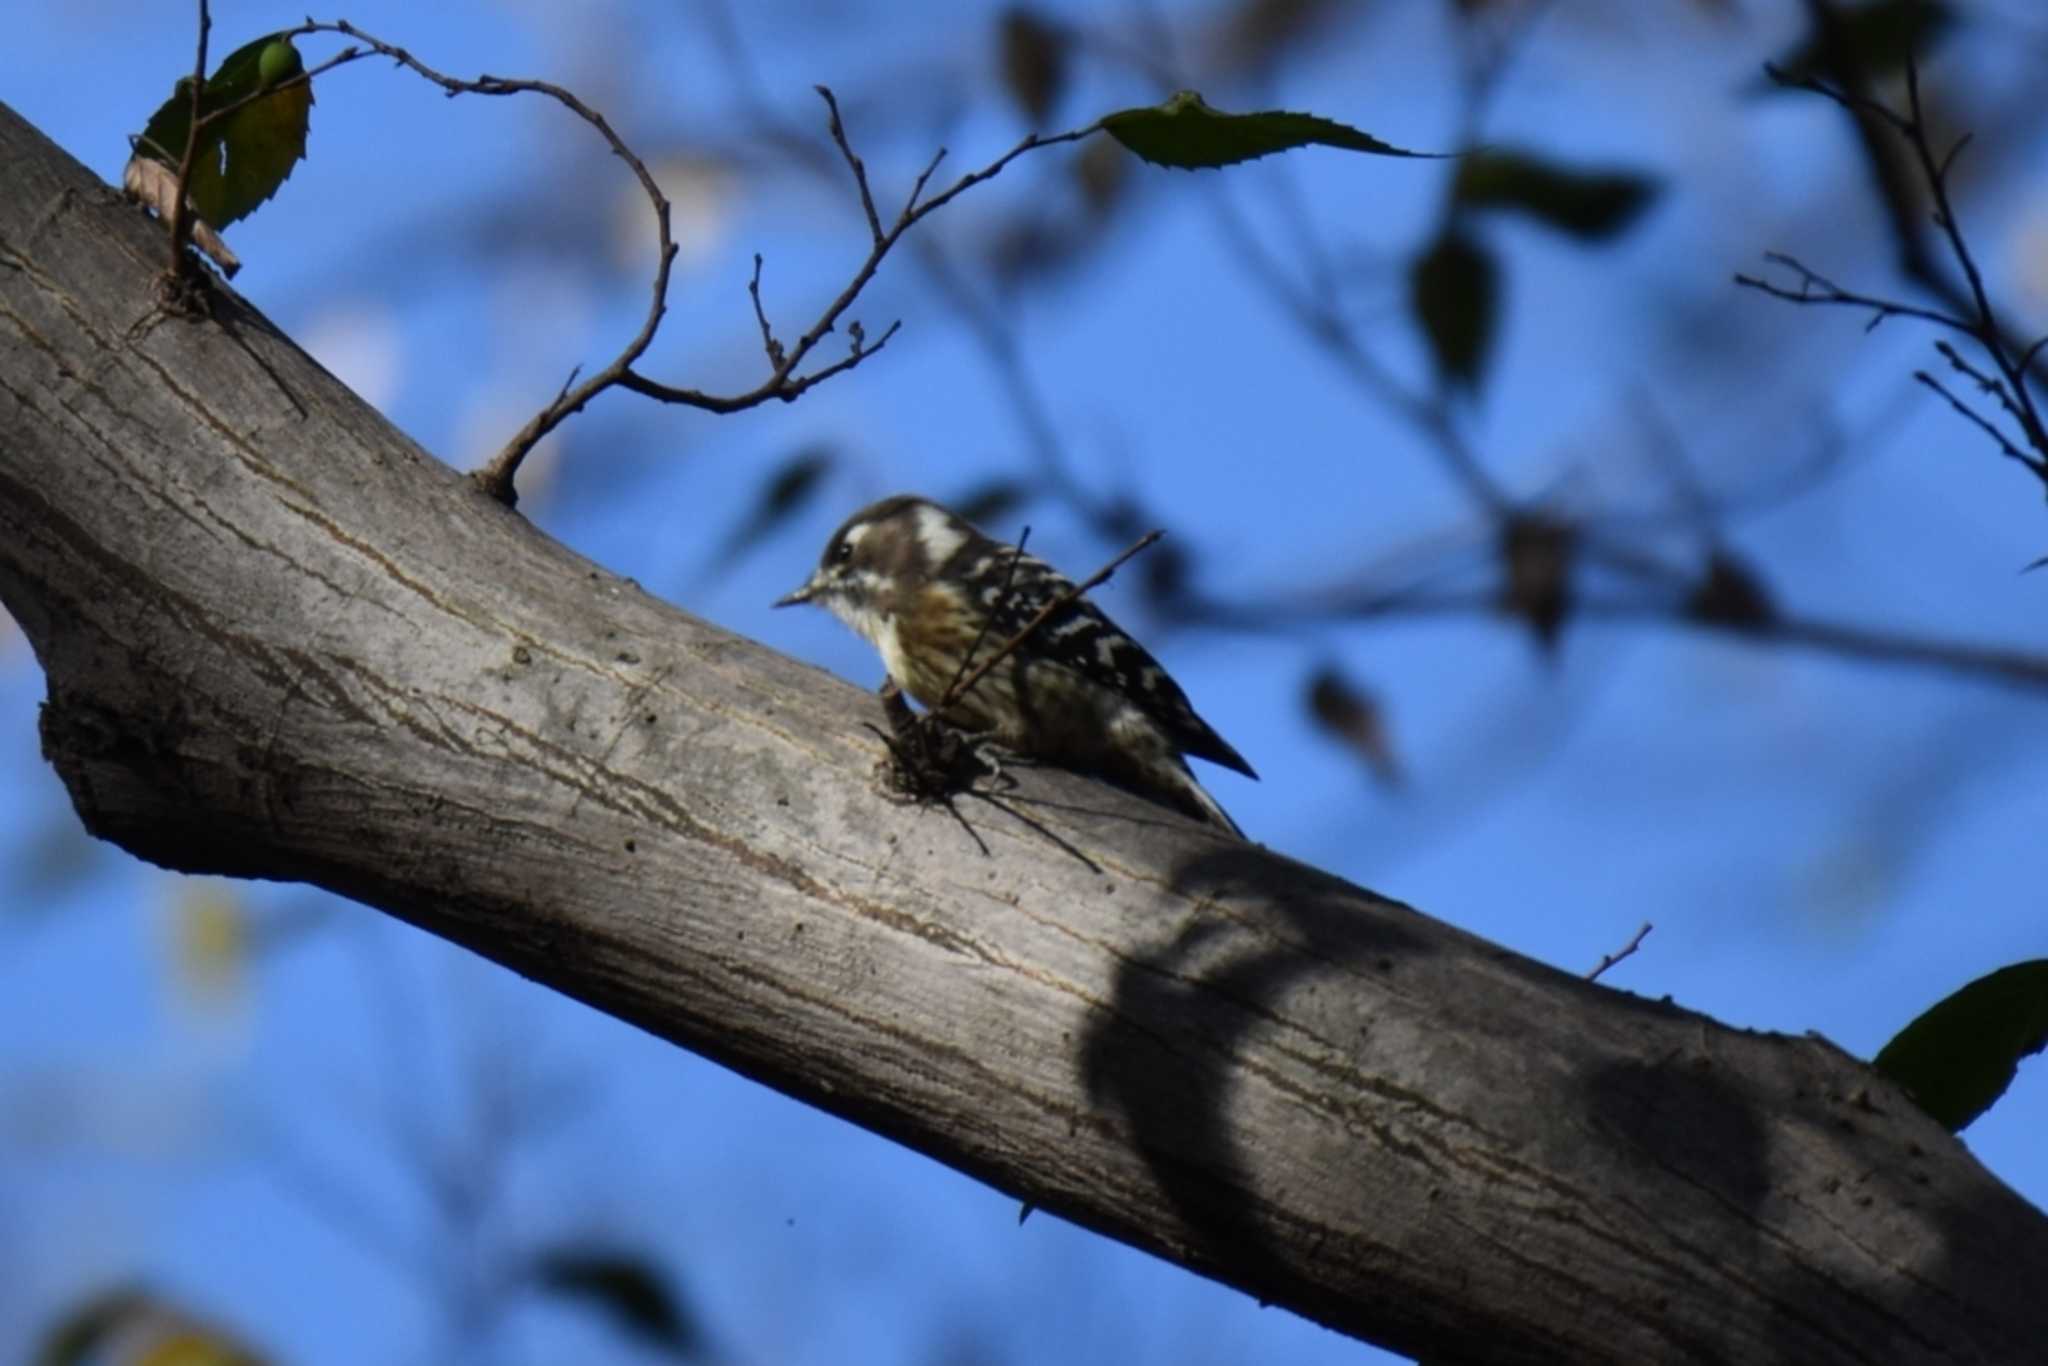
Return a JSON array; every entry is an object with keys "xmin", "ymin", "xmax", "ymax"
[
  {"xmin": 1100, "ymin": 90, "xmax": 1443, "ymax": 170},
  {"xmin": 131, "ymin": 33, "xmax": 313, "ymax": 230}
]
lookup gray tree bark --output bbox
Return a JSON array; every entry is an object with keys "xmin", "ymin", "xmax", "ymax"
[{"xmin": 2, "ymin": 100, "xmax": 2042, "ymax": 1365}]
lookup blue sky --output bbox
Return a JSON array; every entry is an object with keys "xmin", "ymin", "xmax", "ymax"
[{"xmin": 4, "ymin": 2, "xmax": 2047, "ymax": 1363}]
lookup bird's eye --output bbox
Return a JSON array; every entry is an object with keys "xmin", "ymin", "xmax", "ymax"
[{"xmin": 834, "ymin": 541, "xmax": 854, "ymax": 563}]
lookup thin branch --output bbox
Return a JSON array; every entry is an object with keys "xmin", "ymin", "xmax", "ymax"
[
  {"xmin": 937, "ymin": 530, "xmax": 1163, "ymax": 715},
  {"xmin": 820, "ymin": 86, "xmax": 886, "ymax": 243},
  {"xmin": 1586, "ymin": 921, "xmax": 1652, "ymax": 983},
  {"xmin": 698, "ymin": 0, "xmax": 1117, "ymax": 524},
  {"xmin": 1932, "ymin": 340, "xmax": 2031, "ymax": 439},
  {"xmin": 939, "ymin": 527, "xmax": 1032, "ymax": 710},
  {"xmin": 1607, "ymin": 599, "xmax": 2048, "ymax": 693},
  {"xmin": 279, "ymin": 26, "xmax": 1100, "ymax": 507},
  {"xmin": 620, "ymin": 90, "xmax": 1100, "ymax": 418},
  {"xmin": 1169, "ymin": 574, "xmax": 2048, "ymax": 695},
  {"xmin": 160, "ymin": 0, "xmax": 213, "ymax": 283},
  {"xmin": 173, "ymin": 20, "xmax": 1069, "ymax": 507},
  {"xmin": 1903, "ymin": 62, "xmax": 1998, "ymax": 346},
  {"xmin": 1733, "ymin": 253, "xmax": 1969, "ymax": 335},
  {"xmin": 279, "ymin": 21, "xmax": 683, "ymax": 506},
  {"xmin": 746, "ymin": 254, "xmax": 785, "ymax": 371},
  {"xmin": 136, "ymin": 21, "xmax": 364, "ymax": 286},
  {"xmin": 1749, "ymin": 49, "xmax": 2048, "ymax": 479},
  {"xmin": 1915, "ymin": 371, "xmax": 2048, "ymax": 486}
]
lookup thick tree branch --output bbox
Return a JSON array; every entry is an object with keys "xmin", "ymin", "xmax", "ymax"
[{"xmin": 4, "ymin": 102, "xmax": 2047, "ymax": 1366}]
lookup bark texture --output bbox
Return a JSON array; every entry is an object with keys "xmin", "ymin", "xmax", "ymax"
[{"xmin": 2, "ymin": 101, "xmax": 2044, "ymax": 1365}]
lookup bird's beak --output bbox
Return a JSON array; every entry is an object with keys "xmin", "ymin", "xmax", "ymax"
[{"xmin": 773, "ymin": 576, "xmax": 819, "ymax": 609}]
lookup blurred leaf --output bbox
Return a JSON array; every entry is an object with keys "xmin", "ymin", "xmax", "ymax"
[
  {"xmin": 713, "ymin": 446, "xmax": 834, "ymax": 565},
  {"xmin": 953, "ymin": 479, "xmax": 1031, "ymax": 528},
  {"xmin": 1763, "ymin": 0, "xmax": 1952, "ymax": 91},
  {"xmin": 1139, "ymin": 537, "xmax": 1189, "ymax": 606},
  {"xmin": 986, "ymin": 215, "xmax": 1092, "ymax": 285},
  {"xmin": 1213, "ymin": 0, "xmax": 1342, "ymax": 77},
  {"xmin": 131, "ymin": 34, "xmax": 312, "ymax": 231},
  {"xmin": 998, "ymin": 7, "xmax": 1069, "ymax": 123},
  {"xmin": 1453, "ymin": 149, "xmax": 1660, "ymax": 241},
  {"xmin": 1410, "ymin": 229, "xmax": 1498, "ymax": 394},
  {"xmin": 170, "ymin": 878, "xmax": 247, "ymax": 1008},
  {"xmin": 1072, "ymin": 137, "xmax": 1131, "ymax": 218},
  {"xmin": 1096, "ymin": 496, "xmax": 1148, "ymax": 543},
  {"xmin": 1874, "ymin": 960, "xmax": 2048, "ymax": 1132},
  {"xmin": 36, "ymin": 1288, "xmax": 142, "ymax": 1366},
  {"xmin": 1100, "ymin": 90, "xmax": 1443, "ymax": 170},
  {"xmin": 36, "ymin": 1286, "xmax": 266, "ymax": 1366},
  {"xmin": 1498, "ymin": 515, "xmax": 1576, "ymax": 652},
  {"xmin": 532, "ymin": 1249, "xmax": 704, "ymax": 1358},
  {"xmin": 1685, "ymin": 553, "xmax": 1775, "ymax": 631},
  {"xmin": 1307, "ymin": 667, "xmax": 1401, "ymax": 786}
]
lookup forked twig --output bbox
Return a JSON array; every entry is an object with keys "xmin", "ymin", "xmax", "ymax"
[
  {"xmin": 1737, "ymin": 58, "xmax": 2048, "ymax": 490},
  {"xmin": 157, "ymin": 9, "xmax": 1108, "ymax": 506}
]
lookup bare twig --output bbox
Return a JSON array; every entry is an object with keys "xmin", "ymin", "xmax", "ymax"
[
  {"xmin": 1743, "ymin": 54, "xmax": 2048, "ymax": 483},
  {"xmin": 1914, "ymin": 371, "xmax": 2048, "ymax": 487},
  {"xmin": 160, "ymin": 0, "xmax": 213, "ymax": 287},
  {"xmin": 937, "ymin": 530, "xmax": 1163, "ymax": 716},
  {"xmin": 1931, "ymin": 340, "xmax": 2034, "ymax": 445},
  {"xmin": 1586, "ymin": 922, "xmax": 1652, "ymax": 983},
  {"xmin": 939, "ymin": 527, "xmax": 1032, "ymax": 710},
  {"xmin": 698, "ymin": 1, "xmax": 1122, "ymax": 526},
  {"xmin": 618, "ymin": 88, "xmax": 1099, "ymax": 423},
  {"xmin": 1734, "ymin": 252, "xmax": 1967, "ymax": 335},
  {"xmin": 280, "ymin": 20, "xmax": 683, "ymax": 505},
  {"xmin": 228, "ymin": 24, "xmax": 1103, "ymax": 506},
  {"xmin": 746, "ymin": 255, "xmax": 785, "ymax": 370},
  {"xmin": 821, "ymin": 87, "xmax": 886, "ymax": 243}
]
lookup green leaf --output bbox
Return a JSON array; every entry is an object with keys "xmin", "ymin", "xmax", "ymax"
[
  {"xmin": 1874, "ymin": 960, "xmax": 2048, "ymax": 1132},
  {"xmin": 532, "ymin": 1249, "xmax": 704, "ymax": 1358},
  {"xmin": 1453, "ymin": 150, "xmax": 1659, "ymax": 241},
  {"xmin": 132, "ymin": 33, "xmax": 312, "ymax": 229},
  {"xmin": 1100, "ymin": 90, "xmax": 1444, "ymax": 170},
  {"xmin": 1409, "ymin": 228, "xmax": 1498, "ymax": 394}
]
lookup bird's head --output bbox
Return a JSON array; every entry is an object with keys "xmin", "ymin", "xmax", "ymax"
[{"xmin": 774, "ymin": 494, "xmax": 972, "ymax": 639}]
